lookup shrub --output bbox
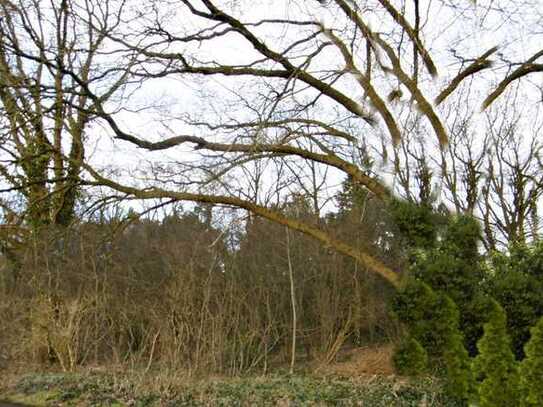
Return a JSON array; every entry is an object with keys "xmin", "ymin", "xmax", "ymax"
[
  {"xmin": 411, "ymin": 215, "xmax": 487, "ymax": 356},
  {"xmin": 489, "ymin": 245, "xmax": 543, "ymax": 358},
  {"xmin": 472, "ymin": 300, "xmax": 520, "ymax": 407},
  {"xmin": 393, "ymin": 336, "xmax": 428, "ymax": 376},
  {"xmin": 427, "ymin": 294, "xmax": 473, "ymax": 403},
  {"xmin": 388, "ymin": 200, "xmax": 442, "ymax": 250},
  {"xmin": 442, "ymin": 323, "xmax": 473, "ymax": 404},
  {"xmin": 392, "ymin": 280, "xmax": 436, "ymax": 329},
  {"xmin": 520, "ymin": 316, "xmax": 543, "ymax": 406},
  {"xmin": 393, "ymin": 282, "xmax": 473, "ymax": 401},
  {"xmin": 393, "ymin": 212, "xmax": 487, "ymax": 356},
  {"xmin": 428, "ymin": 295, "xmax": 462, "ymax": 359},
  {"xmin": 393, "ymin": 281, "xmax": 466, "ymax": 359},
  {"xmin": 458, "ymin": 293, "xmax": 494, "ymax": 357},
  {"xmin": 440, "ymin": 215, "xmax": 481, "ymax": 261}
]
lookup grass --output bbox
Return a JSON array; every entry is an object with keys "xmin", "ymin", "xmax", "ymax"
[
  {"xmin": 2, "ymin": 372, "xmax": 125, "ymax": 406},
  {"xmin": 0, "ymin": 370, "xmax": 462, "ymax": 406}
]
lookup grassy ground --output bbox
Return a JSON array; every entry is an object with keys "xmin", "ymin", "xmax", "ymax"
[
  {"xmin": 0, "ymin": 370, "xmax": 460, "ymax": 406},
  {"xmin": 0, "ymin": 344, "xmax": 459, "ymax": 406}
]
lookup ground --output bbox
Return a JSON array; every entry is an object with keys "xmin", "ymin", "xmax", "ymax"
[{"xmin": 0, "ymin": 346, "xmax": 457, "ymax": 406}]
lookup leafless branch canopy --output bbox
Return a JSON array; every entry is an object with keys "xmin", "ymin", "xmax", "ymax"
[{"xmin": 1, "ymin": 0, "xmax": 542, "ymax": 286}]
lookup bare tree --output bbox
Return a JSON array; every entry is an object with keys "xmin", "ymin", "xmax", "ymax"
[
  {"xmin": 479, "ymin": 110, "xmax": 543, "ymax": 249},
  {"xmin": 4, "ymin": 0, "xmax": 543, "ymax": 287},
  {"xmin": 0, "ymin": 0, "xmax": 130, "ymax": 230},
  {"xmin": 391, "ymin": 88, "xmax": 543, "ymax": 250}
]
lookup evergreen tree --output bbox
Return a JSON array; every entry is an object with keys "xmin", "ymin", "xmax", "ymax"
[
  {"xmin": 428, "ymin": 294, "xmax": 462, "ymax": 359},
  {"xmin": 393, "ymin": 282, "xmax": 473, "ymax": 401},
  {"xmin": 392, "ymin": 205, "xmax": 487, "ymax": 355},
  {"xmin": 388, "ymin": 199, "xmax": 443, "ymax": 250},
  {"xmin": 393, "ymin": 336, "xmax": 428, "ymax": 376},
  {"xmin": 392, "ymin": 279, "xmax": 438, "ymax": 353},
  {"xmin": 412, "ymin": 215, "xmax": 487, "ymax": 355},
  {"xmin": 489, "ymin": 243, "xmax": 543, "ymax": 358},
  {"xmin": 443, "ymin": 334, "xmax": 473, "ymax": 403},
  {"xmin": 472, "ymin": 300, "xmax": 520, "ymax": 407},
  {"xmin": 520, "ymin": 317, "xmax": 543, "ymax": 406}
]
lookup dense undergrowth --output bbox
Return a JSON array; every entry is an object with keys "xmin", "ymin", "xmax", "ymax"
[
  {"xmin": 1, "ymin": 371, "xmax": 458, "ymax": 406},
  {"xmin": 1, "ymin": 187, "xmax": 543, "ymax": 405},
  {"xmin": 0, "ymin": 194, "xmax": 400, "ymax": 376}
]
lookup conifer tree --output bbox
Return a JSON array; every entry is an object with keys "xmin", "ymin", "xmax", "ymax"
[
  {"xmin": 393, "ymin": 336, "xmax": 428, "ymax": 376},
  {"xmin": 394, "ymin": 282, "xmax": 473, "ymax": 401},
  {"xmin": 472, "ymin": 300, "xmax": 520, "ymax": 407},
  {"xmin": 439, "ymin": 295, "xmax": 474, "ymax": 403},
  {"xmin": 520, "ymin": 317, "xmax": 543, "ymax": 406},
  {"xmin": 392, "ymin": 280, "xmax": 438, "ymax": 353}
]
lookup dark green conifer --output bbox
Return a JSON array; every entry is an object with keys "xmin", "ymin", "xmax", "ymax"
[
  {"xmin": 437, "ymin": 295, "xmax": 474, "ymax": 403},
  {"xmin": 393, "ymin": 336, "xmax": 428, "ymax": 376},
  {"xmin": 472, "ymin": 300, "xmax": 520, "ymax": 407},
  {"xmin": 520, "ymin": 317, "xmax": 543, "ymax": 406},
  {"xmin": 443, "ymin": 339, "xmax": 472, "ymax": 404}
]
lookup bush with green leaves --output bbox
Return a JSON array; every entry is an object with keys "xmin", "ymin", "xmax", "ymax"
[
  {"xmin": 472, "ymin": 300, "xmax": 520, "ymax": 407},
  {"xmin": 520, "ymin": 316, "xmax": 543, "ymax": 406},
  {"xmin": 410, "ymin": 215, "xmax": 487, "ymax": 355},
  {"xmin": 392, "ymin": 280, "xmax": 439, "ymax": 355},
  {"xmin": 393, "ymin": 281, "xmax": 458, "ymax": 356},
  {"xmin": 393, "ymin": 336, "xmax": 428, "ymax": 376},
  {"xmin": 443, "ymin": 343, "xmax": 473, "ymax": 405},
  {"xmin": 393, "ymin": 281, "xmax": 473, "ymax": 402},
  {"xmin": 427, "ymin": 294, "xmax": 462, "ymax": 357},
  {"xmin": 388, "ymin": 199, "xmax": 444, "ymax": 251},
  {"xmin": 440, "ymin": 300, "xmax": 474, "ymax": 403},
  {"xmin": 414, "ymin": 215, "xmax": 484, "ymax": 299},
  {"xmin": 391, "ymin": 206, "xmax": 488, "ymax": 355},
  {"xmin": 488, "ymin": 243, "xmax": 543, "ymax": 358},
  {"xmin": 427, "ymin": 294, "xmax": 473, "ymax": 404}
]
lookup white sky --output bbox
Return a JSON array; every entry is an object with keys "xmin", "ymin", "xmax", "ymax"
[
  {"xmin": 96, "ymin": 0, "xmax": 542, "ymax": 195},
  {"xmin": 2, "ymin": 0, "xmax": 542, "ymax": 225}
]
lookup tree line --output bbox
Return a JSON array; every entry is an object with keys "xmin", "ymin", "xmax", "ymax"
[{"xmin": 0, "ymin": 0, "xmax": 542, "ymax": 404}]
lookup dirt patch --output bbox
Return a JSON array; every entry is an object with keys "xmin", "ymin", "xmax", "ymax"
[{"xmin": 315, "ymin": 344, "xmax": 396, "ymax": 377}]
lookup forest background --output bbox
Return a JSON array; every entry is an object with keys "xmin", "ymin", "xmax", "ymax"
[{"xmin": 0, "ymin": 0, "xmax": 542, "ymax": 405}]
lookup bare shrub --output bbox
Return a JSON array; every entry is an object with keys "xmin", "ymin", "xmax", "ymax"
[{"xmin": 0, "ymin": 207, "xmax": 398, "ymax": 375}]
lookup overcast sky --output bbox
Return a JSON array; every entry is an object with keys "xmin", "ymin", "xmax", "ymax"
[{"xmin": 4, "ymin": 0, "xmax": 540, "ymax": 221}]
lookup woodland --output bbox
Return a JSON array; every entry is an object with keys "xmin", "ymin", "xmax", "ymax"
[{"xmin": 0, "ymin": 0, "xmax": 542, "ymax": 405}]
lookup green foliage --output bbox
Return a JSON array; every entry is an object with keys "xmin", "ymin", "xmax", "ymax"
[
  {"xmin": 411, "ymin": 250, "xmax": 481, "ymax": 311},
  {"xmin": 425, "ymin": 294, "xmax": 462, "ymax": 358},
  {"xmin": 442, "ymin": 321, "xmax": 473, "ymax": 404},
  {"xmin": 393, "ymin": 281, "xmax": 455, "ymax": 357},
  {"xmin": 507, "ymin": 240, "xmax": 543, "ymax": 279},
  {"xmin": 4, "ymin": 372, "xmax": 469, "ymax": 407},
  {"xmin": 489, "ymin": 244, "xmax": 543, "ymax": 358},
  {"xmin": 392, "ymin": 280, "xmax": 436, "ymax": 325},
  {"xmin": 389, "ymin": 199, "xmax": 442, "ymax": 250},
  {"xmin": 393, "ymin": 337, "xmax": 428, "ymax": 376},
  {"xmin": 409, "ymin": 214, "xmax": 487, "ymax": 356},
  {"xmin": 429, "ymin": 294, "xmax": 473, "ymax": 403},
  {"xmin": 490, "ymin": 269, "xmax": 543, "ymax": 358},
  {"xmin": 472, "ymin": 300, "xmax": 520, "ymax": 407},
  {"xmin": 520, "ymin": 317, "xmax": 543, "ymax": 406},
  {"xmin": 393, "ymin": 282, "xmax": 465, "ymax": 359},
  {"xmin": 434, "ymin": 215, "xmax": 483, "ymax": 300},
  {"xmin": 394, "ymin": 281, "xmax": 473, "ymax": 402},
  {"xmin": 440, "ymin": 215, "xmax": 481, "ymax": 260},
  {"xmin": 399, "ymin": 253, "xmax": 486, "ymax": 355},
  {"xmin": 458, "ymin": 293, "xmax": 494, "ymax": 357}
]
